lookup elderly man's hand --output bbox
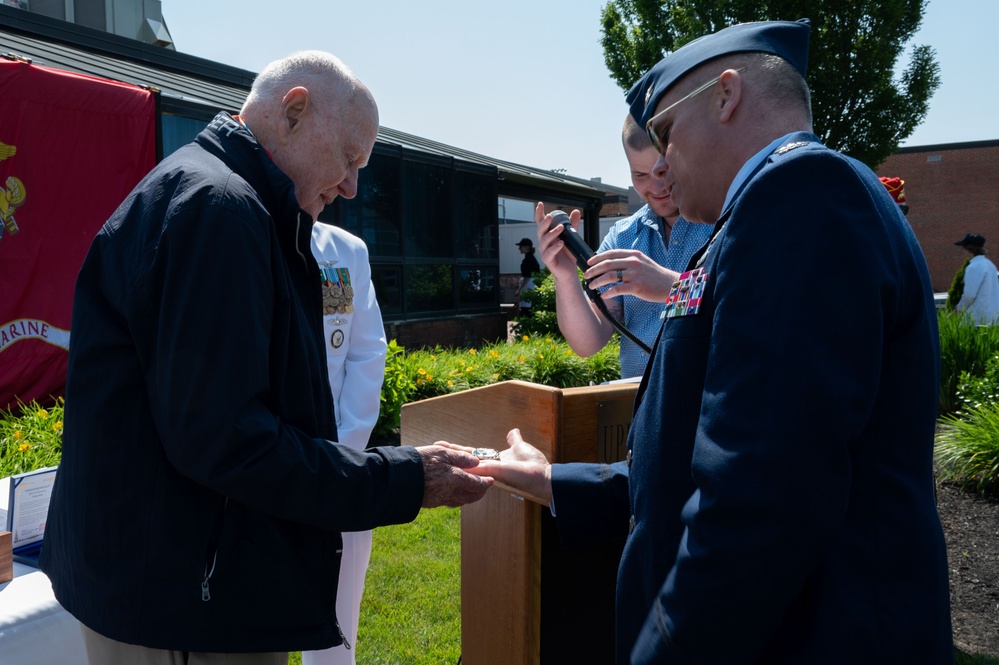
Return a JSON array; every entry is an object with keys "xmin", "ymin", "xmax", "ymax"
[
  {"xmin": 439, "ymin": 429, "xmax": 553, "ymax": 505},
  {"xmin": 417, "ymin": 444, "xmax": 494, "ymax": 508}
]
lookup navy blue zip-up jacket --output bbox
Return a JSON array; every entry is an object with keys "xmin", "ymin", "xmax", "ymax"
[{"xmin": 40, "ymin": 113, "xmax": 425, "ymax": 653}]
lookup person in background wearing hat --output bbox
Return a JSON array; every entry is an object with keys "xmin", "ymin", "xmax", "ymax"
[
  {"xmin": 953, "ymin": 233, "xmax": 999, "ymax": 324},
  {"xmin": 535, "ymin": 115, "xmax": 712, "ymax": 378},
  {"xmin": 463, "ymin": 18, "xmax": 953, "ymax": 664},
  {"xmin": 879, "ymin": 176, "xmax": 909, "ymax": 216},
  {"xmin": 515, "ymin": 236, "xmax": 541, "ymax": 316}
]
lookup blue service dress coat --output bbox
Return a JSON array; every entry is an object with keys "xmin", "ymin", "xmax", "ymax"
[{"xmin": 551, "ymin": 133, "xmax": 953, "ymax": 664}]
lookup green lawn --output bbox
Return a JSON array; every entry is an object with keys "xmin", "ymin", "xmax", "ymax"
[
  {"xmin": 286, "ymin": 507, "xmax": 999, "ymax": 665},
  {"xmin": 289, "ymin": 507, "xmax": 462, "ymax": 665}
]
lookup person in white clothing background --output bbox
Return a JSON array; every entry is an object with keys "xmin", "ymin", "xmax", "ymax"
[
  {"xmin": 305, "ymin": 221, "xmax": 387, "ymax": 665},
  {"xmin": 953, "ymin": 233, "xmax": 999, "ymax": 325}
]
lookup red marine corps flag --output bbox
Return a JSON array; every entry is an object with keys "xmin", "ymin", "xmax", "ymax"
[{"xmin": 0, "ymin": 60, "xmax": 156, "ymax": 412}]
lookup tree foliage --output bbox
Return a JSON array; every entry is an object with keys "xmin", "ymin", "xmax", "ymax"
[{"xmin": 600, "ymin": 0, "xmax": 941, "ymax": 168}]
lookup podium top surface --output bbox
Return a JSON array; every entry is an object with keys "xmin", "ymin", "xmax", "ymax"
[{"xmin": 400, "ymin": 380, "xmax": 638, "ymax": 464}]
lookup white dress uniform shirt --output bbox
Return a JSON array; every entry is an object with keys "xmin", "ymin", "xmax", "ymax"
[{"xmin": 303, "ymin": 223, "xmax": 387, "ymax": 665}]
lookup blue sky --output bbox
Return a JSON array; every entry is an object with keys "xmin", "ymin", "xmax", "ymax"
[{"xmin": 163, "ymin": 0, "xmax": 997, "ymax": 190}]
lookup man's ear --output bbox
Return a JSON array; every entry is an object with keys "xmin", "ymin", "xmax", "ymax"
[
  {"xmin": 278, "ymin": 86, "xmax": 310, "ymax": 142},
  {"xmin": 716, "ymin": 69, "xmax": 742, "ymax": 123}
]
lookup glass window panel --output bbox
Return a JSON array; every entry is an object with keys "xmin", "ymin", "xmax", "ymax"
[
  {"xmin": 498, "ymin": 197, "xmax": 536, "ymax": 224},
  {"xmin": 371, "ymin": 264, "xmax": 402, "ymax": 316},
  {"xmin": 405, "ymin": 263, "xmax": 453, "ymax": 313},
  {"xmin": 455, "ymin": 170, "xmax": 498, "ymax": 260},
  {"xmin": 161, "ymin": 114, "xmax": 207, "ymax": 157},
  {"xmin": 403, "ymin": 161, "xmax": 451, "ymax": 258},
  {"xmin": 335, "ymin": 153, "xmax": 401, "ymax": 258},
  {"xmin": 459, "ymin": 266, "xmax": 497, "ymax": 307}
]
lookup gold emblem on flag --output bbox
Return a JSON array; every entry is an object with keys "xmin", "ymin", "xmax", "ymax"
[{"xmin": 0, "ymin": 139, "xmax": 25, "ymax": 239}]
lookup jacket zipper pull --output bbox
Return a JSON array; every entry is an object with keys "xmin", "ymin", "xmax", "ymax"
[
  {"xmin": 337, "ymin": 620, "xmax": 352, "ymax": 650},
  {"xmin": 201, "ymin": 577, "xmax": 211, "ymax": 602}
]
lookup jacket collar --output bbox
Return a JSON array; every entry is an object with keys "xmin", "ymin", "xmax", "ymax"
[{"xmin": 196, "ymin": 113, "xmax": 313, "ymax": 267}]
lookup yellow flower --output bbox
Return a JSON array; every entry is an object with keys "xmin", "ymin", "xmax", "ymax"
[
  {"xmin": 538, "ymin": 354, "xmax": 545, "ymax": 359},
  {"xmin": 522, "ymin": 335, "xmax": 529, "ymax": 342},
  {"xmin": 518, "ymin": 356, "xmax": 526, "ymax": 363},
  {"xmin": 566, "ymin": 350, "xmax": 573, "ymax": 356},
  {"xmin": 53, "ymin": 421, "xmax": 63, "ymax": 430},
  {"xmin": 426, "ymin": 374, "xmax": 434, "ymax": 381},
  {"xmin": 469, "ymin": 348, "xmax": 477, "ymax": 355},
  {"xmin": 418, "ymin": 368, "xmax": 426, "ymax": 375},
  {"xmin": 491, "ymin": 374, "xmax": 499, "ymax": 381},
  {"xmin": 459, "ymin": 360, "xmax": 466, "ymax": 367},
  {"xmin": 416, "ymin": 378, "xmax": 424, "ymax": 386},
  {"xmin": 18, "ymin": 443, "xmax": 32, "ymax": 453},
  {"xmin": 37, "ymin": 409, "xmax": 48, "ymax": 419},
  {"xmin": 489, "ymin": 350, "xmax": 499, "ymax": 359},
  {"xmin": 13, "ymin": 430, "xmax": 23, "ymax": 440},
  {"xmin": 466, "ymin": 367, "xmax": 472, "ymax": 373},
  {"xmin": 447, "ymin": 380, "xmax": 454, "ymax": 387}
]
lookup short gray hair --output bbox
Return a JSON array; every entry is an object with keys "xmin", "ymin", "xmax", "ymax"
[{"xmin": 243, "ymin": 50, "xmax": 360, "ymax": 113}]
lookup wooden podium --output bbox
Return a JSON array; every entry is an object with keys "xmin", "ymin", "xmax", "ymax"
[{"xmin": 401, "ymin": 380, "xmax": 639, "ymax": 664}]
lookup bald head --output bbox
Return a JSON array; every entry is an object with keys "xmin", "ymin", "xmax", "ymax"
[
  {"xmin": 240, "ymin": 51, "xmax": 379, "ymax": 218},
  {"xmin": 242, "ymin": 51, "xmax": 371, "ymax": 119}
]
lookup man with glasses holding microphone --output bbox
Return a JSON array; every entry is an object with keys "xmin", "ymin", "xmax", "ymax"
[{"xmin": 465, "ymin": 18, "xmax": 953, "ymax": 664}]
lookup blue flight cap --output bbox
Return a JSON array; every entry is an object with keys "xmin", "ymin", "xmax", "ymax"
[{"xmin": 628, "ymin": 18, "xmax": 812, "ymax": 127}]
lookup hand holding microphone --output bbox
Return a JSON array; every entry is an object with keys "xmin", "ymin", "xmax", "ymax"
[
  {"xmin": 545, "ymin": 208, "xmax": 653, "ymax": 354},
  {"xmin": 550, "ymin": 209, "xmax": 596, "ymax": 274}
]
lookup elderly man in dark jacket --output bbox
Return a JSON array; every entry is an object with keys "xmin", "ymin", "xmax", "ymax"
[{"xmin": 40, "ymin": 51, "xmax": 491, "ymax": 664}]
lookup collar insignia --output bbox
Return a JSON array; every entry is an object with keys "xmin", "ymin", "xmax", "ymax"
[{"xmin": 775, "ymin": 141, "xmax": 810, "ymax": 155}]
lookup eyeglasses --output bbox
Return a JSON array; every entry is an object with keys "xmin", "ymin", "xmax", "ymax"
[{"xmin": 645, "ymin": 67, "xmax": 747, "ymax": 154}]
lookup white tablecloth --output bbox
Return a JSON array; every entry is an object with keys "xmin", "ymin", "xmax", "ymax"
[{"xmin": 0, "ymin": 562, "xmax": 87, "ymax": 665}]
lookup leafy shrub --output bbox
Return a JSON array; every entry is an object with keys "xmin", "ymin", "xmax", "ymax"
[
  {"xmin": 954, "ymin": 353, "xmax": 999, "ymax": 413},
  {"xmin": 0, "ymin": 399, "xmax": 64, "ymax": 477},
  {"xmin": 936, "ymin": 404, "xmax": 999, "ymax": 496},
  {"xmin": 413, "ymin": 336, "xmax": 619, "ymax": 396},
  {"xmin": 946, "ymin": 257, "xmax": 970, "ymax": 311},
  {"xmin": 938, "ymin": 310, "xmax": 999, "ymax": 414},
  {"xmin": 374, "ymin": 340, "xmax": 415, "ymax": 438},
  {"xmin": 374, "ymin": 336, "xmax": 621, "ymax": 434},
  {"xmin": 511, "ymin": 268, "xmax": 562, "ymax": 339}
]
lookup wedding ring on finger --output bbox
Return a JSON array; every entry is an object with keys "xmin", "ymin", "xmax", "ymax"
[{"xmin": 616, "ymin": 269, "xmax": 624, "ymax": 283}]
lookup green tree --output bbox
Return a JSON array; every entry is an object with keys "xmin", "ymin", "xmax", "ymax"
[{"xmin": 600, "ymin": 0, "xmax": 941, "ymax": 168}]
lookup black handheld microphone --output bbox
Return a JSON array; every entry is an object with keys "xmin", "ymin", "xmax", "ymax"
[
  {"xmin": 550, "ymin": 211, "xmax": 653, "ymax": 354},
  {"xmin": 551, "ymin": 210, "xmax": 595, "ymax": 273}
]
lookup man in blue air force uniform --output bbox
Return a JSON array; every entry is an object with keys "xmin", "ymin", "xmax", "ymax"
[{"xmin": 462, "ymin": 18, "xmax": 953, "ymax": 664}]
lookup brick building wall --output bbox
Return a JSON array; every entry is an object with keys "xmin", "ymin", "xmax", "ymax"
[{"xmin": 878, "ymin": 140, "xmax": 999, "ymax": 292}]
